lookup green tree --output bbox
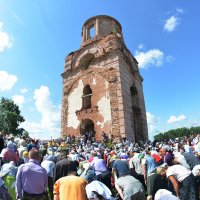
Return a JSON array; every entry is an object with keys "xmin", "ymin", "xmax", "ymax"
[
  {"xmin": 154, "ymin": 133, "xmax": 164, "ymax": 141},
  {"xmin": 22, "ymin": 130, "xmax": 29, "ymax": 138},
  {"xmin": 190, "ymin": 126, "xmax": 200, "ymax": 135},
  {"xmin": 154, "ymin": 126, "xmax": 200, "ymax": 141},
  {"xmin": 166, "ymin": 129, "xmax": 173, "ymax": 139},
  {"xmin": 0, "ymin": 97, "xmax": 25, "ymax": 135}
]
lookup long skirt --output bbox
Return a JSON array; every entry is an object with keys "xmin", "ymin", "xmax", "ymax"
[
  {"xmin": 0, "ymin": 184, "xmax": 12, "ymax": 200},
  {"xmin": 179, "ymin": 174, "xmax": 199, "ymax": 200}
]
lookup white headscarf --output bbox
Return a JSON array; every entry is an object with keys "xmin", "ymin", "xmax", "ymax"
[
  {"xmin": 155, "ymin": 189, "xmax": 180, "ymax": 200},
  {"xmin": 86, "ymin": 181, "xmax": 115, "ymax": 200},
  {"xmin": 192, "ymin": 164, "xmax": 200, "ymax": 176},
  {"xmin": 7, "ymin": 141, "xmax": 15, "ymax": 151}
]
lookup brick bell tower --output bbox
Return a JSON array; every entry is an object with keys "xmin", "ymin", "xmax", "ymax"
[{"xmin": 61, "ymin": 15, "xmax": 148, "ymax": 142}]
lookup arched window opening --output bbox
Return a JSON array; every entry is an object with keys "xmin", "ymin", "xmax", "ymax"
[
  {"xmin": 82, "ymin": 85, "xmax": 92, "ymax": 109},
  {"xmin": 86, "ymin": 24, "xmax": 95, "ymax": 40},
  {"xmin": 89, "ymin": 26, "xmax": 95, "ymax": 38}
]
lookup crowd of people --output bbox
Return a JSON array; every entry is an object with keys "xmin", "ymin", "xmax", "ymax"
[{"xmin": 0, "ymin": 131, "xmax": 200, "ymax": 200}]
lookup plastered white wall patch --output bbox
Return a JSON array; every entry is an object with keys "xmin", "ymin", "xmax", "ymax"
[
  {"xmin": 67, "ymin": 80, "xmax": 83, "ymax": 128},
  {"xmin": 97, "ymin": 95, "xmax": 111, "ymax": 128},
  {"xmin": 92, "ymin": 78, "xmax": 96, "ymax": 85}
]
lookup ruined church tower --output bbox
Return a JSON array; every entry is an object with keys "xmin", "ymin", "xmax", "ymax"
[{"xmin": 61, "ymin": 15, "xmax": 148, "ymax": 142}]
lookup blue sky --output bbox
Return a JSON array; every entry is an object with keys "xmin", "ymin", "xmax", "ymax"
[{"xmin": 0, "ymin": 0, "xmax": 200, "ymax": 140}]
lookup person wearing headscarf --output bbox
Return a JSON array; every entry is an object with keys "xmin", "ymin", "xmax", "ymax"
[
  {"xmin": 0, "ymin": 161, "xmax": 18, "ymax": 199},
  {"xmin": 80, "ymin": 162, "xmax": 96, "ymax": 183},
  {"xmin": 192, "ymin": 164, "xmax": 200, "ymax": 177},
  {"xmin": 17, "ymin": 139, "xmax": 28, "ymax": 158},
  {"xmin": 129, "ymin": 150, "xmax": 146, "ymax": 189},
  {"xmin": 154, "ymin": 189, "xmax": 180, "ymax": 200},
  {"xmin": 86, "ymin": 180, "xmax": 115, "ymax": 200},
  {"xmin": 173, "ymin": 152, "xmax": 190, "ymax": 169},
  {"xmin": 157, "ymin": 163, "xmax": 199, "ymax": 200},
  {"xmin": 22, "ymin": 151, "xmax": 29, "ymax": 163},
  {"xmin": 2, "ymin": 141, "xmax": 19, "ymax": 164},
  {"xmin": 159, "ymin": 147, "xmax": 174, "ymax": 166}
]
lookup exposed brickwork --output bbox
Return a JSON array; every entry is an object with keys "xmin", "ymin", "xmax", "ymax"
[{"xmin": 61, "ymin": 15, "xmax": 148, "ymax": 142}]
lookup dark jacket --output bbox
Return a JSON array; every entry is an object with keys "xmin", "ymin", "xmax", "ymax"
[{"xmin": 53, "ymin": 158, "xmax": 78, "ymax": 182}]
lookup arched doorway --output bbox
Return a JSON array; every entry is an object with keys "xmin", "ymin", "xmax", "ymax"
[{"xmin": 80, "ymin": 119, "xmax": 95, "ymax": 138}]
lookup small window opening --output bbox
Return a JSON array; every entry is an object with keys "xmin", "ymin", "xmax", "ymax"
[{"xmin": 89, "ymin": 26, "xmax": 95, "ymax": 38}]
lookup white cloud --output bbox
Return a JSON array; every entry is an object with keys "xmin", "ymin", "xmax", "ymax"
[
  {"xmin": 167, "ymin": 114, "xmax": 186, "ymax": 124},
  {"xmin": 164, "ymin": 16, "xmax": 179, "ymax": 32},
  {"xmin": 163, "ymin": 8, "xmax": 184, "ymax": 32},
  {"xmin": 20, "ymin": 86, "xmax": 61, "ymax": 139},
  {"xmin": 147, "ymin": 112, "xmax": 158, "ymax": 124},
  {"xmin": 0, "ymin": 71, "xmax": 18, "ymax": 92},
  {"xmin": 0, "ymin": 31, "xmax": 13, "ymax": 52},
  {"xmin": 138, "ymin": 44, "xmax": 145, "ymax": 50},
  {"xmin": 20, "ymin": 121, "xmax": 46, "ymax": 136},
  {"xmin": 176, "ymin": 8, "xmax": 184, "ymax": 14},
  {"xmin": 0, "ymin": 22, "xmax": 13, "ymax": 52},
  {"xmin": 20, "ymin": 88, "xmax": 28, "ymax": 94},
  {"xmin": 186, "ymin": 120, "xmax": 200, "ymax": 128},
  {"xmin": 146, "ymin": 112, "xmax": 160, "ymax": 140},
  {"xmin": 12, "ymin": 95, "xmax": 25, "ymax": 108},
  {"xmin": 135, "ymin": 49, "xmax": 164, "ymax": 69}
]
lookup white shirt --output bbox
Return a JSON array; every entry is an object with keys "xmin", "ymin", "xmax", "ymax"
[
  {"xmin": 41, "ymin": 160, "xmax": 55, "ymax": 177},
  {"xmin": 18, "ymin": 146, "xmax": 28, "ymax": 158},
  {"xmin": 129, "ymin": 153, "xmax": 142, "ymax": 175},
  {"xmin": 167, "ymin": 165, "xmax": 191, "ymax": 182}
]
